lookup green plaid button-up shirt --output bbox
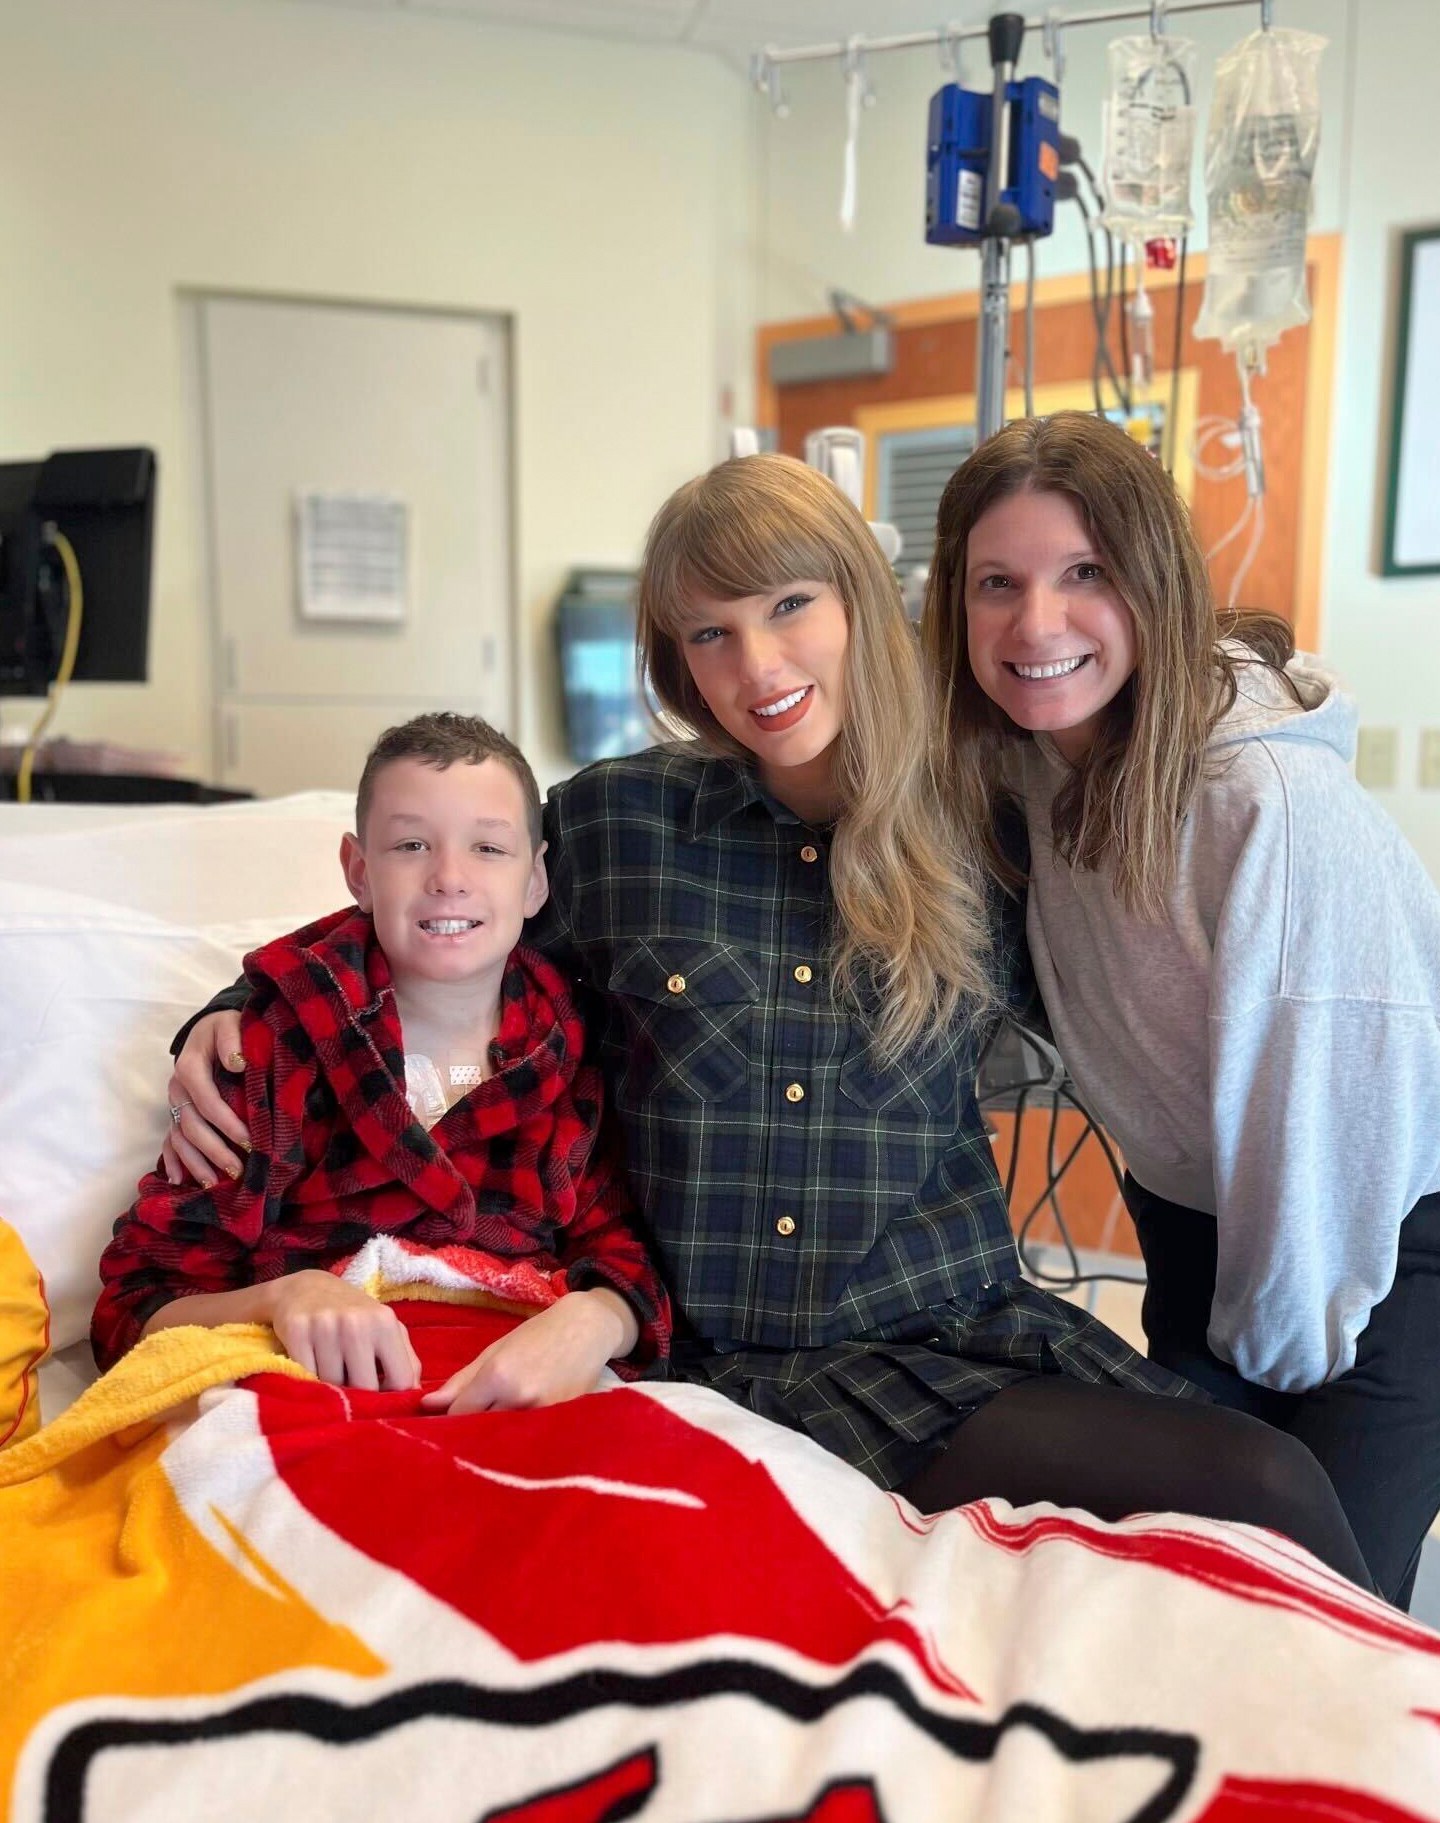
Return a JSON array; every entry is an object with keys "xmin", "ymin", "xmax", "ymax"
[{"xmin": 532, "ymin": 745, "xmax": 1026, "ymax": 1353}]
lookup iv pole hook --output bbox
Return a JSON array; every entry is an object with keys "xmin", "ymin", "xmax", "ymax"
[
  {"xmin": 750, "ymin": 49, "xmax": 789, "ymax": 117},
  {"xmin": 1043, "ymin": 9, "xmax": 1066, "ymax": 85}
]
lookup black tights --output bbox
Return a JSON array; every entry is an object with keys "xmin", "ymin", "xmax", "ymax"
[{"xmin": 897, "ymin": 1377, "xmax": 1375, "ymax": 1593}]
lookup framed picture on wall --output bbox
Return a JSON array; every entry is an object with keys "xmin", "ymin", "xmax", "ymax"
[{"xmin": 1382, "ymin": 225, "xmax": 1440, "ymax": 576}]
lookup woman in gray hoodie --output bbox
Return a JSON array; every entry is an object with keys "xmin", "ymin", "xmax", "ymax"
[{"xmin": 926, "ymin": 410, "xmax": 1440, "ymax": 1609}]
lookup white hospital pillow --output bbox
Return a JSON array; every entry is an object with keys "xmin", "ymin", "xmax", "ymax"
[{"xmin": 0, "ymin": 794, "xmax": 355, "ymax": 1353}]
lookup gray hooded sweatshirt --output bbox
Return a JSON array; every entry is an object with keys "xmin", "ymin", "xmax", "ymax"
[{"xmin": 1013, "ymin": 651, "xmax": 1440, "ymax": 1393}]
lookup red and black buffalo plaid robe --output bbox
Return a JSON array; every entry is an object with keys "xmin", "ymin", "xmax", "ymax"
[{"xmin": 92, "ymin": 906, "xmax": 671, "ymax": 1371}]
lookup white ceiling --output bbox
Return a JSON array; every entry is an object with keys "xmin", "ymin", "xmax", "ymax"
[{"xmin": 274, "ymin": 0, "xmax": 971, "ymax": 70}]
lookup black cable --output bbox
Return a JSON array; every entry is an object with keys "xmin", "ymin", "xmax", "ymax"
[
  {"xmin": 976, "ymin": 1019, "xmax": 1145, "ymax": 1292},
  {"xmin": 1006, "ymin": 1080, "xmax": 1147, "ymax": 1292},
  {"xmin": 1027, "ymin": 1084, "xmax": 1145, "ymax": 1293},
  {"xmin": 1071, "ymin": 193, "xmax": 1115, "ymax": 419},
  {"xmin": 1164, "ymin": 235, "xmax": 1189, "ymax": 473},
  {"xmin": 1102, "ymin": 227, "xmax": 1131, "ymax": 414},
  {"xmin": 1016, "ymin": 1122, "xmax": 1095, "ymax": 1286},
  {"xmin": 1015, "ymin": 1096, "xmax": 1086, "ymax": 1279},
  {"xmin": 1045, "ymin": 1107, "xmax": 1088, "ymax": 1286},
  {"xmin": 1072, "ymin": 174, "xmax": 1129, "ymax": 417},
  {"xmin": 1075, "ymin": 152, "xmax": 1102, "ymax": 206},
  {"xmin": 1079, "ymin": 156, "xmax": 1120, "ymax": 404},
  {"xmin": 1100, "ymin": 216, "xmax": 1122, "ymax": 406},
  {"xmin": 1057, "ymin": 1081, "xmax": 1128, "ymax": 1204},
  {"xmin": 1073, "ymin": 190, "xmax": 1108, "ymax": 416},
  {"xmin": 1004, "ymin": 1084, "xmax": 1032, "ymax": 1206},
  {"xmin": 1007, "ymin": 1095, "xmax": 1052, "ymax": 1247}
]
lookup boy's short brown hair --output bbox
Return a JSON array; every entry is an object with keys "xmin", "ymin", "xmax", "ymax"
[{"xmin": 356, "ymin": 712, "xmax": 543, "ymax": 849}]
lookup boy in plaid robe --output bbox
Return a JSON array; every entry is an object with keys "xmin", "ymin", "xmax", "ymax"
[{"xmin": 93, "ymin": 714, "xmax": 670, "ymax": 1409}]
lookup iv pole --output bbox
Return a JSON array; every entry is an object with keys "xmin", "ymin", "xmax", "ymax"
[
  {"xmin": 978, "ymin": 13, "xmax": 1027, "ymax": 441},
  {"xmin": 753, "ymin": 0, "xmax": 1277, "ymax": 445}
]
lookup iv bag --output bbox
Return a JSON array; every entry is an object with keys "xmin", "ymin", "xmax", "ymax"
[
  {"xmin": 1100, "ymin": 35, "xmax": 1198, "ymax": 244},
  {"xmin": 1194, "ymin": 27, "xmax": 1326, "ymax": 360}
]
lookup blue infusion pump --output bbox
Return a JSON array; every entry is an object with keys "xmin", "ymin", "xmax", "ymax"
[{"xmin": 925, "ymin": 75, "xmax": 1061, "ymax": 247}]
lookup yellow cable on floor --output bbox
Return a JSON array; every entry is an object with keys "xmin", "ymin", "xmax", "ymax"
[{"xmin": 15, "ymin": 527, "xmax": 84, "ymax": 805}]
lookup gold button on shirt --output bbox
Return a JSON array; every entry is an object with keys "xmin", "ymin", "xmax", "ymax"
[
  {"xmin": 775, "ymin": 1215, "xmax": 796, "ymax": 1237},
  {"xmin": 667, "ymin": 974, "xmax": 686, "ymax": 994},
  {"xmin": 800, "ymin": 844, "xmax": 819, "ymax": 864},
  {"xmin": 793, "ymin": 964, "xmax": 812, "ymax": 984},
  {"xmin": 785, "ymin": 1082, "xmax": 805, "ymax": 1103}
]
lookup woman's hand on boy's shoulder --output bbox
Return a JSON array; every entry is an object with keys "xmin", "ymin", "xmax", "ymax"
[
  {"xmin": 164, "ymin": 1009, "xmax": 251, "ymax": 1187},
  {"xmin": 268, "ymin": 1270, "xmax": 421, "ymax": 1392},
  {"xmin": 420, "ymin": 1288, "xmax": 633, "ymax": 1415}
]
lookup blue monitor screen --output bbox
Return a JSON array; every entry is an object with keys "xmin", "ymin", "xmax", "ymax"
[{"xmin": 555, "ymin": 578, "xmax": 653, "ymax": 764}]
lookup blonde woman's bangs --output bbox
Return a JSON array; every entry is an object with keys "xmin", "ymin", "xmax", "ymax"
[{"xmin": 649, "ymin": 495, "xmax": 851, "ymax": 633}]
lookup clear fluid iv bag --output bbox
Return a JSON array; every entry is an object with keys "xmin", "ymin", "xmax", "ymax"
[
  {"xmin": 1100, "ymin": 35, "xmax": 1198, "ymax": 245},
  {"xmin": 1194, "ymin": 27, "xmax": 1326, "ymax": 361}
]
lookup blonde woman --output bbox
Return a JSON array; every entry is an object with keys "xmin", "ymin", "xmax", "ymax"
[
  {"xmin": 925, "ymin": 411, "xmax": 1440, "ymax": 1606},
  {"xmin": 163, "ymin": 454, "xmax": 1370, "ymax": 1583}
]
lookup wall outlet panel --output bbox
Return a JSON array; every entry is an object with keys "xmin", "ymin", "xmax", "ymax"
[
  {"xmin": 1420, "ymin": 730, "xmax": 1440, "ymax": 790},
  {"xmin": 1355, "ymin": 726, "xmax": 1399, "ymax": 791}
]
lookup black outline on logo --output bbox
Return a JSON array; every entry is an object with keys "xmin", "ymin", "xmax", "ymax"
[{"xmin": 42, "ymin": 1659, "xmax": 1199, "ymax": 1823}]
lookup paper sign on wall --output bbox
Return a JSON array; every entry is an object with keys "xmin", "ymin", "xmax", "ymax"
[{"xmin": 296, "ymin": 491, "xmax": 409, "ymax": 624}]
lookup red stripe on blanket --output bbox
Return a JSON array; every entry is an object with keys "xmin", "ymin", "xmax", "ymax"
[
  {"xmin": 484, "ymin": 1748, "xmax": 657, "ymax": 1822},
  {"xmin": 959, "ymin": 1504, "xmax": 1440, "ymax": 1657},
  {"xmin": 1196, "ymin": 1774, "xmax": 1435, "ymax": 1821},
  {"xmin": 247, "ymin": 1309, "xmax": 976, "ymax": 1701}
]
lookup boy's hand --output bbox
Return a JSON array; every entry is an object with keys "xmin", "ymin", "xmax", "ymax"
[
  {"xmin": 163, "ymin": 1010, "xmax": 250, "ymax": 1188},
  {"xmin": 268, "ymin": 1271, "xmax": 421, "ymax": 1392},
  {"xmin": 420, "ymin": 1288, "xmax": 635, "ymax": 1415}
]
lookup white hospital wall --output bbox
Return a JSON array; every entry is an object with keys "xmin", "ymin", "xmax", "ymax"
[
  {"xmin": 1320, "ymin": 0, "xmax": 1440, "ymax": 874},
  {"xmin": 754, "ymin": 0, "xmax": 1440, "ymax": 879},
  {"xmin": 0, "ymin": 0, "xmax": 756, "ymax": 791}
]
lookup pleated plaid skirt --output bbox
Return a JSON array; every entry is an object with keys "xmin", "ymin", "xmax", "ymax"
[{"xmin": 672, "ymin": 1277, "xmax": 1202, "ymax": 1492}]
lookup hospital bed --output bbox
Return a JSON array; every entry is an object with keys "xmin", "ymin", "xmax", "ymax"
[{"xmin": 3, "ymin": 793, "xmax": 1439, "ymax": 1822}]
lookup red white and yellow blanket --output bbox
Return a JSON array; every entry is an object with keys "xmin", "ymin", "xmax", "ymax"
[{"xmin": 6, "ymin": 1254, "xmax": 1440, "ymax": 1822}]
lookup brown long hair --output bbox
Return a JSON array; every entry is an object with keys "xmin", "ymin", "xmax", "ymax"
[
  {"xmin": 922, "ymin": 412, "xmax": 1293, "ymax": 915},
  {"xmin": 638, "ymin": 453, "xmax": 995, "ymax": 1058}
]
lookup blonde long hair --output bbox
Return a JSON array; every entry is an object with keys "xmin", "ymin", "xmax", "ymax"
[
  {"xmin": 923, "ymin": 412, "xmax": 1294, "ymax": 917},
  {"xmin": 638, "ymin": 452, "xmax": 995, "ymax": 1058}
]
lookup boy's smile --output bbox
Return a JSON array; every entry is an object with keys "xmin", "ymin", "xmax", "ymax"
[{"xmin": 340, "ymin": 756, "xmax": 547, "ymax": 999}]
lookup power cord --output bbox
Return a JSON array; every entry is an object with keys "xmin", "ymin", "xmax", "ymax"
[
  {"xmin": 15, "ymin": 527, "xmax": 84, "ymax": 804},
  {"xmin": 1013, "ymin": 1080, "xmax": 1144, "ymax": 1291},
  {"xmin": 979, "ymin": 1021, "xmax": 1143, "ymax": 1293},
  {"xmin": 1069, "ymin": 165, "xmax": 1130, "ymax": 418}
]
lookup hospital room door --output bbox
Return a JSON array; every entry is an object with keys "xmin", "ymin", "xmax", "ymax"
[{"xmin": 193, "ymin": 293, "xmax": 514, "ymax": 796}]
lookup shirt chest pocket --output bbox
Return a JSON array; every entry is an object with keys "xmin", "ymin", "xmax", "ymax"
[
  {"xmin": 608, "ymin": 940, "xmax": 761, "ymax": 1103},
  {"xmin": 838, "ymin": 1033, "xmax": 961, "ymax": 1121}
]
